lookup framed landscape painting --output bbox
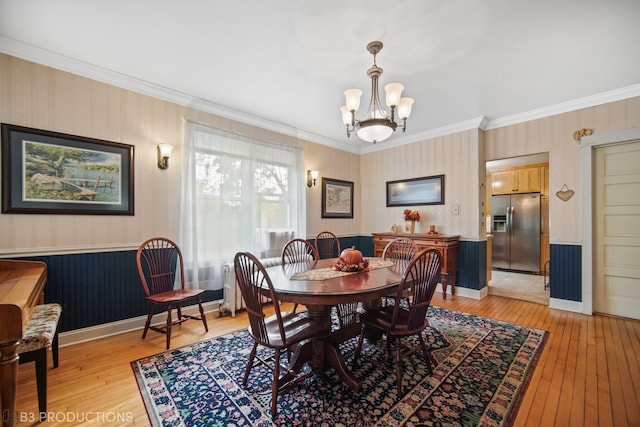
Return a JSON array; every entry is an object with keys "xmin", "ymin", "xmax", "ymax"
[
  {"xmin": 386, "ymin": 174, "xmax": 444, "ymax": 207},
  {"xmin": 322, "ymin": 177, "xmax": 354, "ymax": 218},
  {"xmin": 1, "ymin": 123, "xmax": 134, "ymax": 215}
]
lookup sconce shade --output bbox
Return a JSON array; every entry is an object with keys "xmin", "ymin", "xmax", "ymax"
[
  {"xmin": 157, "ymin": 144, "xmax": 173, "ymax": 169},
  {"xmin": 307, "ymin": 170, "xmax": 319, "ymax": 187}
]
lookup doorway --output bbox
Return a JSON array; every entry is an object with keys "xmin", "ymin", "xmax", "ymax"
[{"xmin": 486, "ymin": 153, "xmax": 550, "ymax": 305}]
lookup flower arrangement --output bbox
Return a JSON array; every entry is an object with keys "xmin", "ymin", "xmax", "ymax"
[{"xmin": 403, "ymin": 209, "xmax": 421, "ymax": 222}]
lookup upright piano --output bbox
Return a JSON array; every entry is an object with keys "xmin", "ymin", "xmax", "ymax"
[{"xmin": 0, "ymin": 259, "xmax": 47, "ymax": 426}]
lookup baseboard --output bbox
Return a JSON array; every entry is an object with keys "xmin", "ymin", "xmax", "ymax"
[
  {"xmin": 58, "ymin": 300, "xmax": 223, "ymax": 347},
  {"xmin": 549, "ymin": 297, "xmax": 583, "ymax": 313},
  {"xmin": 453, "ymin": 286, "xmax": 485, "ymax": 300}
]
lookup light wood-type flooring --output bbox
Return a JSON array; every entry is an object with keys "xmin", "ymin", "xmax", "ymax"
[{"xmin": 13, "ymin": 292, "xmax": 640, "ymax": 426}]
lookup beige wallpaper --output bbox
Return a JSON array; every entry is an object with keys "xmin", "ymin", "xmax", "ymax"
[
  {"xmin": 0, "ymin": 54, "xmax": 360, "ymax": 255},
  {"xmin": 1, "ymin": 53, "xmax": 639, "ymax": 255},
  {"xmin": 485, "ymin": 98, "xmax": 640, "ymax": 245},
  {"xmin": 360, "ymin": 129, "xmax": 483, "ymax": 240}
]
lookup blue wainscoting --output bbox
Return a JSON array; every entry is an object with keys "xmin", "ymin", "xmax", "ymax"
[
  {"xmin": 456, "ymin": 240, "xmax": 487, "ymax": 290},
  {"xmin": 16, "ymin": 238, "xmax": 581, "ymax": 334},
  {"xmin": 21, "ymin": 251, "xmax": 222, "ymax": 333},
  {"xmin": 549, "ymin": 243, "xmax": 582, "ymax": 301}
]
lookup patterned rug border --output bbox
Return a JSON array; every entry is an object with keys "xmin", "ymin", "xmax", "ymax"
[
  {"xmin": 131, "ymin": 307, "xmax": 549, "ymax": 426},
  {"xmin": 375, "ymin": 325, "xmax": 549, "ymax": 426}
]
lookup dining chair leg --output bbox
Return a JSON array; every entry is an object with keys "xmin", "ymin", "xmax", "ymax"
[
  {"xmin": 165, "ymin": 305, "xmax": 173, "ymax": 349},
  {"xmin": 243, "ymin": 343, "xmax": 258, "ymax": 387},
  {"xmin": 395, "ymin": 337, "xmax": 403, "ymax": 395},
  {"xmin": 197, "ymin": 297, "xmax": 209, "ymax": 331},
  {"xmin": 142, "ymin": 305, "xmax": 155, "ymax": 339},
  {"xmin": 418, "ymin": 334, "xmax": 433, "ymax": 374},
  {"xmin": 271, "ymin": 349, "xmax": 281, "ymax": 417},
  {"xmin": 351, "ymin": 328, "xmax": 366, "ymax": 370},
  {"xmin": 176, "ymin": 304, "xmax": 183, "ymax": 323}
]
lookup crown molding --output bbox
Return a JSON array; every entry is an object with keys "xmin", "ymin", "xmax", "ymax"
[
  {"xmin": 2, "ymin": 36, "xmax": 638, "ymax": 156},
  {"xmin": 359, "ymin": 116, "xmax": 488, "ymax": 154},
  {"xmin": 484, "ymin": 84, "xmax": 640, "ymax": 130}
]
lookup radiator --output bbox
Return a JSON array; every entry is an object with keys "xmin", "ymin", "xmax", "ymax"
[
  {"xmin": 260, "ymin": 229, "xmax": 294, "ymax": 258},
  {"xmin": 221, "ymin": 256, "xmax": 282, "ymax": 317}
]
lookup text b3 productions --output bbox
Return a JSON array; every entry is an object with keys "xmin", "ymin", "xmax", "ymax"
[{"xmin": 5, "ymin": 411, "xmax": 134, "ymax": 423}]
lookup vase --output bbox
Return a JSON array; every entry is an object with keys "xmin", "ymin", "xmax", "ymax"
[{"xmin": 405, "ymin": 220, "xmax": 415, "ymax": 234}]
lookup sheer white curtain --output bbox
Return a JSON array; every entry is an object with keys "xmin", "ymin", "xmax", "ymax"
[{"xmin": 180, "ymin": 121, "xmax": 306, "ymax": 290}]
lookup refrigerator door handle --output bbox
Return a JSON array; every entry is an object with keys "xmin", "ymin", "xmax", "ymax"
[{"xmin": 508, "ymin": 206, "xmax": 513, "ymax": 236}]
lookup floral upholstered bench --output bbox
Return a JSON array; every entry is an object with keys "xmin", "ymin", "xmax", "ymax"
[{"xmin": 17, "ymin": 302, "xmax": 62, "ymax": 421}]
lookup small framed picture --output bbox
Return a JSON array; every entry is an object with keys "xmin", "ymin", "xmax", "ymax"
[{"xmin": 321, "ymin": 177, "xmax": 354, "ymax": 218}]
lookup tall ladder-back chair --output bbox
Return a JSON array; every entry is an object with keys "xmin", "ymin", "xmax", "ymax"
[
  {"xmin": 234, "ymin": 252, "xmax": 324, "ymax": 417},
  {"xmin": 17, "ymin": 302, "xmax": 62, "ymax": 421},
  {"xmin": 352, "ymin": 248, "xmax": 442, "ymax": 395},
  {"xmin": 136, "ymin": 237, "xmax": 208, "ymax": 349}
]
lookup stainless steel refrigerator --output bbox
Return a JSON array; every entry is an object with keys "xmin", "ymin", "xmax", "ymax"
[{"xmin": 491, "ymin": 192, "xmax": 541, "ymax": 273}]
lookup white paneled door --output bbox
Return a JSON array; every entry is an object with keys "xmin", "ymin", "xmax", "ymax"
[{"xmin": 594, "ymin": 140, "xmax": 640, "ymax": 320}]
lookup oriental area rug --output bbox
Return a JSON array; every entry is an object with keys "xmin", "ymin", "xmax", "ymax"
[{"xmin": 131, "ymin": 306, "xmax": 548, "ymax": 426}]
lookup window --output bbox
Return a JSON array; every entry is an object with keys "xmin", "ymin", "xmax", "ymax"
[{"xmin": 180, "ymin": 122, "xmax": 305, "ymax": 290}]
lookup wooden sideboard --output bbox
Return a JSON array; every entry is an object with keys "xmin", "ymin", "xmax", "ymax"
[{"xmin": 372, "ymin": 233, "xmax": 459, "ymax": 299}]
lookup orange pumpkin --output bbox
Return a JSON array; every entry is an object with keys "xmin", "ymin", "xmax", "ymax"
[{"xmin": 340, "ymin": 246, "xmax": 363, "ymax": 265}]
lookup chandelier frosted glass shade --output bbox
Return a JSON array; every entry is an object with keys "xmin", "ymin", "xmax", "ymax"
[
  {"xmin": 340, "ymin": 41, "xmax": 413, "ymax": 144},
  {"xmin": 356, "ymin": 120, "xmax": 395, "ymax": 143}
]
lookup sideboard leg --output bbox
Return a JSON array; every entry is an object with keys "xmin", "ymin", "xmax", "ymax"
[{"xmin": 441, "ymin": 274, "xmax": 448, "ymax": 299}]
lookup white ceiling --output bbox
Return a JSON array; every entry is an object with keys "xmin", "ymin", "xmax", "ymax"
[{"xmin": 1, "ymin": 0, "xmax": 639, "ymax": 154}]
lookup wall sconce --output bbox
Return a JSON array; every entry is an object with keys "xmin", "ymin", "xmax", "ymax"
[
  {"xmin": 157, "ymin": 144, "xmax": 173, "ymax": 169},
  {"xmin": 307, "ymin": 170, "xmax": 319, "ymax": 187}
]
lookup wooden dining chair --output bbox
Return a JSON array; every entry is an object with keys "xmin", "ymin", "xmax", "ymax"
[
  {"xmin": 136, "ymin": 237, "xmax": 208, "ymax": 349},
  {"xmin": 281, "ymin": 238, "xmax": 318, "ymax": 313},
  {"xmin": 381, "ymin": 237, "xmax": 420, "ymax": 306},
  {"xmin": 351, "ymin": 248, "xmax": 442, "ymax": 395},
  {"xmin": 234, "ymin": 252, "xmax": 324, "ymax": 417},
  {"xmin": 382, "ymin": 237, "xmax": 419, "ymax": 262},
  {"xmin": 314, "ymin": 231, "xmax": 341, "ymax": 259},
  {"xmin": 282, "ymin": 238, "xmax": 318, "ymax": 264}
]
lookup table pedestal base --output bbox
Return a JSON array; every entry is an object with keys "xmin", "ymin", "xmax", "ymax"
[{"xmin": 279, "ymin": 305, "xmax": 362, "ymax": 393}]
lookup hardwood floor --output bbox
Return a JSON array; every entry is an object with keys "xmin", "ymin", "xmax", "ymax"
[{"xmin": 14, "ymin": 293, "xmax": 640, "ymax": 426}]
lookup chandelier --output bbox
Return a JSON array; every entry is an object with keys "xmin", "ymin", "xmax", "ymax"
[{"xmin": 340, "ymin": 41, "xmax": 414, "ymax": 144}]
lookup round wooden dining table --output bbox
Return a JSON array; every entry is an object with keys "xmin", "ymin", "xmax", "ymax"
[{"xmin": 264, "ymin": 257, "xmax": 406, "ymax": 392}]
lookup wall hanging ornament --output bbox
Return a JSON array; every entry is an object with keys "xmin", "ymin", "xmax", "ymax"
[
  {"xmin": 556, "ymin": 184, "xmax": 575, "ymax": 202},
  {"xmin": 573, "ymin": 128, "xmax": 593, "ymax": 143}
]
